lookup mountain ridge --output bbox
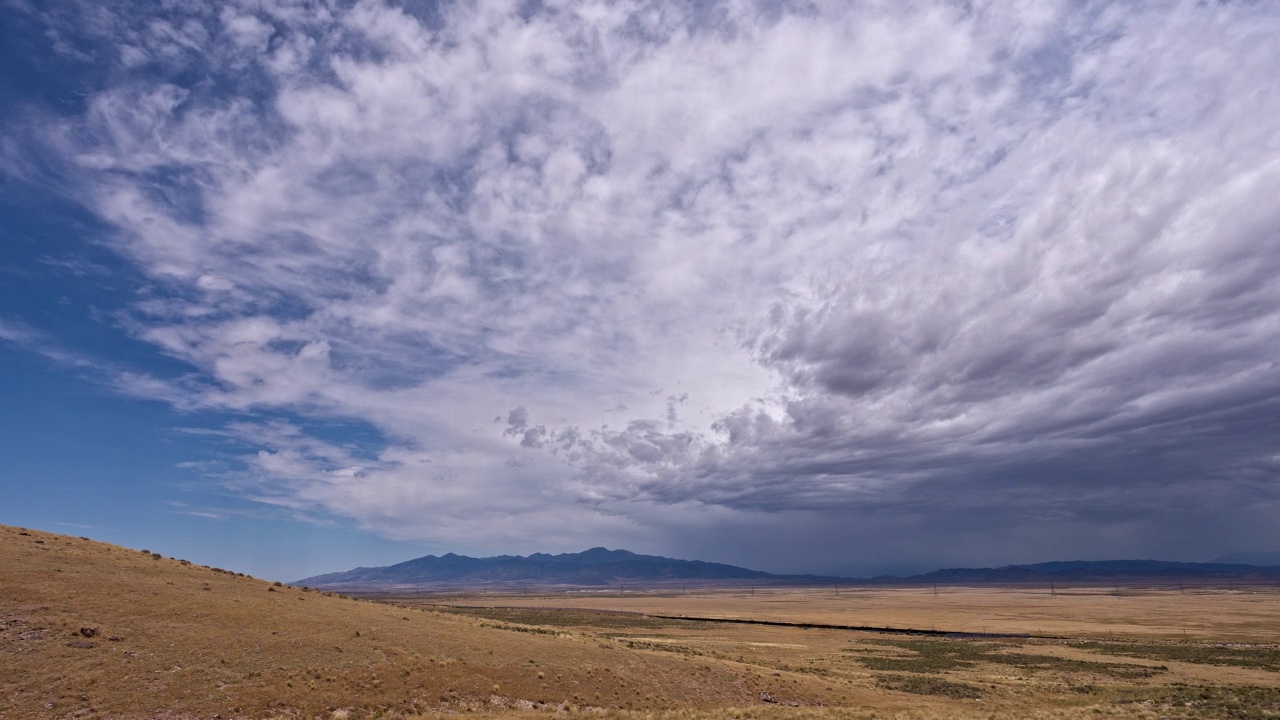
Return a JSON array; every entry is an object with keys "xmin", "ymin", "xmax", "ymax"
[
  {"xmin": 297, "ymin": 546, "xmax": 795, "ymax": 587},
  {"xmin": 1212, "ymin": 550, "xmax": 1280, "ymax": 566},
  {"xmin": 296, "ymin": 549, "xmax": 1280, "ymax": 589},
  {"xmin": 905, "ymin": 559, "xmax": 1280, "ymax": 584}
]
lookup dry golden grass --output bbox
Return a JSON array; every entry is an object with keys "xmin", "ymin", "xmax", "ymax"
[
  {"xmin": 4, "ymin": 524, "xmax": 1280, "ymax": 720},
  {"xmin": 419, "ymin": 583, "xmax": 1280, "ymax": 641},
  {"xmin": 1, "ymin": 525, "xmax": 843, "ymax": 719}
]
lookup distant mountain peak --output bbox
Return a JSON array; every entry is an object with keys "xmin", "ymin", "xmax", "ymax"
[{"xmin": 296, "ymin": 547, "xmax": 786, "ymax": 588}]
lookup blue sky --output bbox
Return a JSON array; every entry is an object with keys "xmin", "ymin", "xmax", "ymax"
[{"xmin": 3, "ymin": 0, "xmax": 1280, "ymax": 581}]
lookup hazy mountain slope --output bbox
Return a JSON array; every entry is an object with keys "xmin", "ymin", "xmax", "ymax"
[
  {"xmin": 300, "ymin": 549, "xmax": 1280, "ymax": 590},
  {"xmin": 1210, "ymin": 551, "xmax": 1280, "ymax": 566},
  {"xmin": 898, "ymin": 560, "xmax": 1280, "ymax": 584},
  {"xmin": 297, "ymin": 547, "xmax": 785, "ymax": 587}
]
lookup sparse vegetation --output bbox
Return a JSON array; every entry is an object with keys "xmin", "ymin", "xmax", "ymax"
[
  {"xmin": 427, "ymin": 605, "xmax": 710, "ymax": 631},
  {"xmin": 849, "ymin": 638, "xmax": 1167, "ymax": 678},
  {"xmin": 874, "ymin": 673, "xmax": 984, "ymax": 699},
  {"xmin": 1135, "ymin": 684, "xmax": 1280, "ymax": 719},
  {"xmin": 1074, "ymin": 640, "xmax": 1280, "ymax": 671}
]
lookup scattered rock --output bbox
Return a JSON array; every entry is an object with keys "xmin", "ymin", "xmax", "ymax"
[
  {"xmin": 108, "ymin": 635, "xmax": 123, "ymax": 641},
  {"xmin": 759, "ymin": 692, "xmax": 777, "ymax": 704},
  {"xmin": 79, "ymin": 627, "xmax": 99, "ymax": 637},
  {"xmin": 67, "ymin": 640, "xmax": 94, "ymax": 649},
  {"xmin": 18, "ymin": 630, "xmax": 48, "ymax": 641}
]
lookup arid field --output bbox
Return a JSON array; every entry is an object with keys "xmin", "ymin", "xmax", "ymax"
[
  {"xmin": 413, "ymin": 582, "xmax": 1280, "ymax": 641},
  {"xmin": 4, "ymin": 524, "xmax": 1280, "ymax": 719}
]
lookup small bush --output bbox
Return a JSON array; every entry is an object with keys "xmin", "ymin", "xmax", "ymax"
[{"xmin": 876, "ymin": 674, "xmax": 983, "ymax": 699}]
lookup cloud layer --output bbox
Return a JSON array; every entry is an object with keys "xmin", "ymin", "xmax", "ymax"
[{"xmin": 7, "ymin": 0, "xmax": 1280, "ymax": 571}]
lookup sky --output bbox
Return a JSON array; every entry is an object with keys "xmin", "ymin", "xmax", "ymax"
[{"xmin": 2, "ymin": 0, "xmax": 1280, "ymax": 582}]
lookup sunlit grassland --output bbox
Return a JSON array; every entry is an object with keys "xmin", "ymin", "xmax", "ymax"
[
  {"xmin": 408, "ymin": 597, "xmax": 1280, "ymax": 718},
  {"xmin": 404, "ymin": 581, "xmax": 1280, "ymax": 641}
]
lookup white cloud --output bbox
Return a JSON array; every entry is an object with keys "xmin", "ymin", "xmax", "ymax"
[{"xmin": 8, "ymin": 0, "xmax": 1280, "ymax": 568}]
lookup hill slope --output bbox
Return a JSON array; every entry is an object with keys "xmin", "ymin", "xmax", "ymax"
[{"xmin": 0, "ymin": 525, "xmax": 829, "ymax": 719}]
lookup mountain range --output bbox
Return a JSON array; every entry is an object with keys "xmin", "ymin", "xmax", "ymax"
[
  {"xmin": 296, "ymin": 547, "xmax": 807, "ymax": 588},
  {"xmin": 1211, "ymin": 551, "xmax": 1280, "ymax": 566},
  {"xmin": 906, "ymin": 559, "xmax": 1280, "ymax": 584},
  {"xmin": 296, "ymin": 547, "xmax": 1280, "ymax": 589}
]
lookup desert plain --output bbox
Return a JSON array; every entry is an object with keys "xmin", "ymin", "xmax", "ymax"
[{"xmin": 4, "ymin": 524, "xmax": 1279, "ymax": 719}]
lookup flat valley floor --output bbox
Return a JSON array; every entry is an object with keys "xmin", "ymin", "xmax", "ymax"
[
  {"xmin": 382, "ymin": 585, "xmax": 1280, "ymax": 718},
  {"xmin": 409, "ymin": 584, "xmax": 1280, "ymax": 640}
]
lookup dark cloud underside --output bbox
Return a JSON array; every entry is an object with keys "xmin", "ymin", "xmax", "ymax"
[{"xmin": 3, "ymin": 0, "xmax": 1279, "ymax": 572}]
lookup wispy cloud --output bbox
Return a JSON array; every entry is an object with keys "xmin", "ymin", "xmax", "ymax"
[
  {"xmin": 50, "ymin": 521, "xmax": 105, "ymax": 531},
  {"xmin": 5, "ymin": 0, "xmax": 1280, "ymax": 570}
]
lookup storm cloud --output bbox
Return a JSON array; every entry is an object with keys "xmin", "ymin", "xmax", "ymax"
[{"xmin": 4, "ymin": 0, "xmax": 1280, "ymax": 573}]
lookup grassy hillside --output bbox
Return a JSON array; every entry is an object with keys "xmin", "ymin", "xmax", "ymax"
[{"xmin": 0, "ymin": 525, "xmax": 844, "ymax": 719}]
